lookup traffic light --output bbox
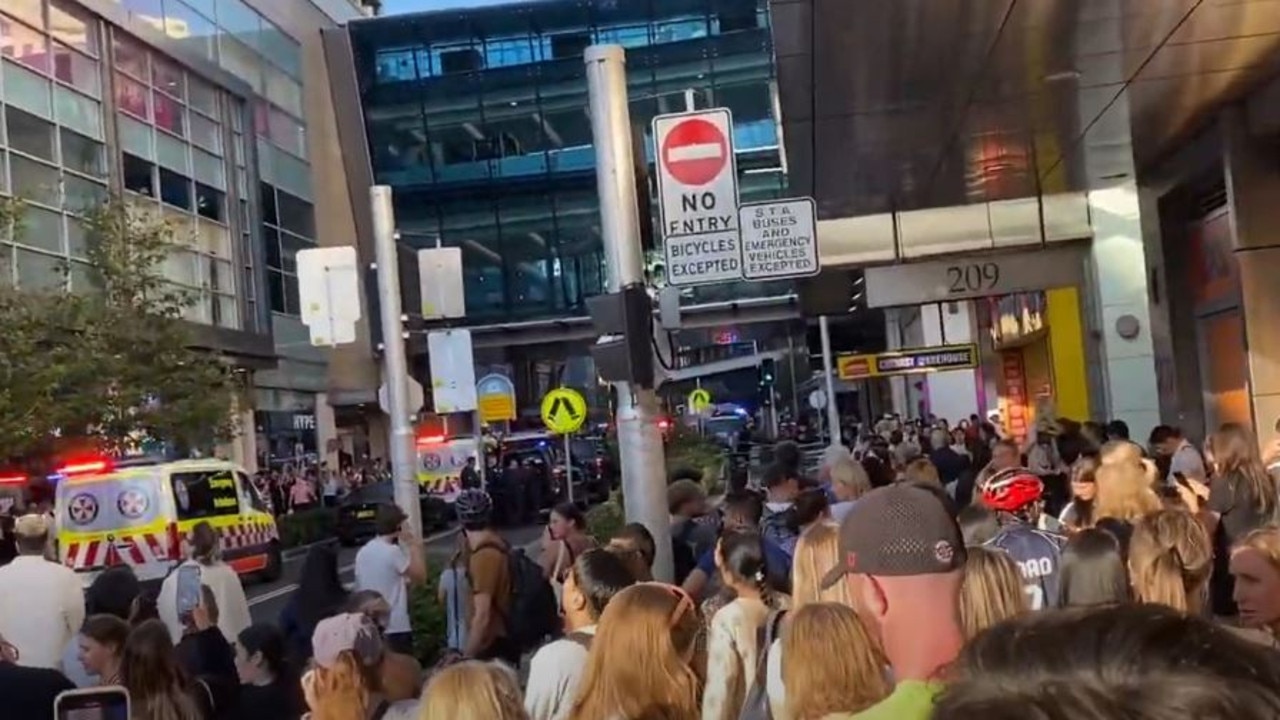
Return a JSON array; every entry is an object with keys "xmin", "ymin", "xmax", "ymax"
[
  {"xmin": 586, "ymin": 285, "xmax": 656, "ymax": 388},
  {"xmin": 760, "ymin": 358, "xmax": 776, "ymax": 386}
]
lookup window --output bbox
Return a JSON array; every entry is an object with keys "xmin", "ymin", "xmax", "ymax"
[
  {"xmin": 115, "ymin": 73, "xmax": 150, "ymax": 120},
  {"xmin": 276, "ymin": 190, "xmax": 314, "ymax": 237},
  {"xmin": 113, "ymin": 36, "xmax": 148, "ymax": 79},
  {"xmin": 439, "ymin": 48, "xmax": 482, "ymax": 74},
  {"xmin": 189, "ymin": 112, "xmax": 221, "ymax": 153},
  {"xmin": 195, "ymin": 182, "xmax": 224, "ymax": 221},
  {"xmin": 152, "ymin": 57, "xmax": 184, "ymax": 100},
  {"xmin": 62, "ymin": 174, "xmax": 105, "ymax": 213},
  {"xmin": 0, "ymin": 15, "xmax": 50, "ymax": 74},
  {"xmin": 159, "ymin": 167, "xmax": 192, "ymax": 209},
  {"xmin": 171, "ymin": 470, "xmax": 240, "ymax": 520},
  {"xmin": 49, "ymin": 1, "xmax": 98, "ymax": 56},
  {"xmin": 51, "ymin": 42, "xmax": 100, "ymax": 96},
  {"xmin": 238, "ymin": 472, "xmax": 270, "ymax": 513},
  {"xmin": 122, "ymin": 153, "xmax": 155, "ymax": 195},
  {"xmin": 153, "ymin": 90, "xmax": 185, "ymax": 137},
  {"xmin": 550, "ymin": 33, "xmax": 591, "ymax": 59},
  {"xmin": 6, "ymin": 0, "xmax": 43, "ymax": 30},
  {"xmin": 267, "ymin": 108, "xmax": 304, "ymax": 158},
  {"xmin": 6, "ymin": 106, "xmax": 56, "ymax": 160},
  {"xmin": 60, "ymin": 129, "xmax": 106, "ymax": 177},
  {"xmin": 9, "ymin": 154, "xmax": 60, "ymax": 208}
]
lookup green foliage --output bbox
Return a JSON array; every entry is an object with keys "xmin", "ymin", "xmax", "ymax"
[
  {"xmin": 0, "ymin": 196, "xmax": 240, "ymax": 462},
  {"xmin": 665, "ymin": 426, "xmax": 728, "ymax": 495},
  {"xmin": 409, "ymin": 565, "xmax": 449, "ymax": 666},
  {"xmin": 276, "ymin": 507, "xmax": 337, "ymax": 548},
  {"xmin": 586, "ymin": 493, "xmax": 626, "ymax": 542}
]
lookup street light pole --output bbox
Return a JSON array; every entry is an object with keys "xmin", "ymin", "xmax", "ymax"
[
  {"xmin": 370, "ymin": 185, "xmax": 422, "ymax": 537},
  {"xmin": 585, "ymin": 44, "xmax": 673, "ymax": 582},
  {"xmin": 819, "ymin": 315, "xmax": 841, "ymax": 446}
]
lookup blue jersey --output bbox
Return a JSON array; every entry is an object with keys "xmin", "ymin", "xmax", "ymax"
[{"xmin": 984, "ymin": 523, "xmax": 1066, "ymax": 610}]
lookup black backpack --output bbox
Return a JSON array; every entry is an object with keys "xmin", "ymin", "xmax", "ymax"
[
  {"xmin": 477, "ymin": 542, "xmax": 560, "ymax": 653},
  {"xmin": 738, "ymin": 609, "xmax": 787, "ymax": 720}
]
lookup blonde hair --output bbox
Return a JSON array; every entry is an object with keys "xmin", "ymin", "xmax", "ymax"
[
  {"xmin": 1094, "ymin": 461, "xmax": 1161, "ymax": 524},
  {"xmin": 1207, "ymin": 424, "xmax": 1278, "ymax": 517},
  {"xmin": 567, "ymin": 583, "xmax": 703, "ymax": 720},
  {"xmin": 782, "ymin": 603, "xmax": 889, "ymax": 719},
  {"xmin": 418, "ymin": 661, "xmax": 528, "ymax": 720},
  {"xmin": 829, "ymin": 458, "xmax": 871, "ymax": 501},
  {"xmin": 1129, "ymin": 510, "xmax": 1212, "ymax": 615},
  {"xmin": 305, "ymin": 653, "xmax": 379, "ymax": 720},
  {"xmin": 958, "ymin": 547, "xmax": 1028, "ymax": 640},
  {"xmin": 900, "ymin": 458, "xmax": 941, "ymax": 487},
  {"xmin": 791, "ymin": 522, "xmax": 854, "ymax": 608},
  {"xmin": 1235, "ymin": 527, "xmax": 1280, "ymax": 568}
]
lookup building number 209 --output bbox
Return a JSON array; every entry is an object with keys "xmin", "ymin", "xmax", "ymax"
[{"xmin": 945, "ymin": 262, "xmax": 1000, "ymax": 294}]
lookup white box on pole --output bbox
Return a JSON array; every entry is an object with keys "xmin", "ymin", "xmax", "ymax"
[
  {"xmin": 738, "ymin": 197, "xmax": 821, "ymax": 281},
  {"xmin": 296, "ymin": 246, "xmax": 361, "ymax": 346},
  {"xmin": 652, "ymin": 108, "xmax": 741, "ymax": 287},
  {"xmin": 417, "ymin": 247, "xmax": 466, "ymax": 320},
  {"xmin": 427, "ymin": 329, "xmax": 478, "ymax": 413}
]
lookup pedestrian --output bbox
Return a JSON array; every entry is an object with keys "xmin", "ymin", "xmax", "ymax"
[
  {"xmin": 63, "ymin": 566, "xmax": 141, "ymax": 686},
  {"xmin": 158, "ymin": 522, "xmax": 252, "ymax": 646},
  {"xmin": 353, "ymin": 504, "xmax": 427, "ymax": 657},
  {"xmin": 235, "ymin": 624, "xmax": 305, "ymax": 720},
  {"xmin": 0, "ymin": 513, "xmax": 84, "ymax": 670},
  {"xmin": 0, "ymin": 630, "xmax": 74, "ymax": 719},
  {"xmin": 280, "ymin": 545, "xmax": 349, "ymax": 664}
]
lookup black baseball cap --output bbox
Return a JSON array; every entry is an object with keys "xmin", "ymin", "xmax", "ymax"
[
  {"xmin": 375, "ymin": 503, "xmax": 408, "ymax": 535},
  {"xmin": 820, "ymin": 484, "xmax": 966, "ymax": 589}
]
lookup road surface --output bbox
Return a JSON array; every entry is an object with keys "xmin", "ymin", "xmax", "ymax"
[{"xmin": 245, "ymin": 523, "xmax": 547, "ymax": 625}]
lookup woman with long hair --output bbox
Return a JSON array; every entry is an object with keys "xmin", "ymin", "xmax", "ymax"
[
  {"xmin": 1232, "ymin": 528, "xmax": 1280, "ymax": 643},
  {"xmin": 1197, "ymin": 423, "xmax": 1279, "ymax": 614},
  {"xmin": 828, "ymin": 457, "xmax": 872, "ymax": 523},
  {"xmin": 236, "ymin": 624, "xmax": 304, "ymax": 720},
  {"xmin": 281, "ymin": 545, "xmax": 349, "ymax": 664},
  {"xmin": 958, "ymin": 546, "xmax": 1028, "ymax": 640},
  {"xmin": 540, "ymin": 502, "xmax": 599, "ymax": 585},
  {"xmin": 158, "ymin": 522, "xmax": 252, "ymax": 645},
  {"xmin": 1058, "ymin": 528, "xmax": 1130, "ymax": 608},
  {"xmin": 567, "ymin": 583, "xmax": 703, "ymax": 720},
  {"xmin": 782, "ymin": 603, "xmax": 889, "ymax": 719},
  {"xmin": 418, "ymin": 661, "xmax": 528, "ymax": 720},
  {"xmin": 703, "ymin": 531, "xmax": 779, "ymax": 720},
  {"xmin": 1059, "ymin": 456, "xmax": 1100, "ymax": 531},
  {"xmin": 121, "ymin": 619, "xmax": 204, "ymax": 720},
  {"xmin": 78, "ymin": 615, "xmax": 129, "ymax": 686},
  {"xmin": 1128, "ymin": 509, "xmax": 1212, "ymax": 616},
  {"xmin": 1093, "ymin": 458, "xmax": 1161, "ymax": 532}
]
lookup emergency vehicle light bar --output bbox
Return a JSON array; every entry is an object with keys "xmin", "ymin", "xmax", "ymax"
[{"xmin": 57, "ymin": 460, "xmax": 112, "ymax": 476}]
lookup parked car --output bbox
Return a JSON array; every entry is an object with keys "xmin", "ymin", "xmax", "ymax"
[{"xmin": 335, "ymin": 481, "xmax": 450, "ymax": 546}]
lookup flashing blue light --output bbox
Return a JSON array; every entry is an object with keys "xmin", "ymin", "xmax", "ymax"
[
  {"xmin": 537, "ymin": 441, "xmax": 548, "ymax": 448},
  {"xmin": 733, "ymin": 407, "xmax": 749, "ymax": 417}
]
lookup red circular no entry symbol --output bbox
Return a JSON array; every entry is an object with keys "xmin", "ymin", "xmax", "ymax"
[{"xmin": 661, "ymin": 118, "xmax": 728, "ymax": 187}]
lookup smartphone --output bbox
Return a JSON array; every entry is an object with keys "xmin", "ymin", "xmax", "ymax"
[
  {"xmin": 175, "ymin": 564, "xmax": 202, "ymax": 620},
  {"xmin": 55, "ymin": 686, "xmax": 130, "ymax": 720}
]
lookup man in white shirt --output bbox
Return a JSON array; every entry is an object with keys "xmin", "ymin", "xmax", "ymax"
[
  {"xmin": 0, "ymin": 514, "xmax": 84, "ymax": 670},
  {"xmin": 525, "ymin": 548, "xmax": 636, "ymax": 720},
  {"xmin": 353, "ymin": 504, "xmax": 426, "ymax": 656}
]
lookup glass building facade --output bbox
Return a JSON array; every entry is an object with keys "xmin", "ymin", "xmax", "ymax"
[{"xmin": 347, "ymin": 0, "xmax": 790, "ymax": 325}]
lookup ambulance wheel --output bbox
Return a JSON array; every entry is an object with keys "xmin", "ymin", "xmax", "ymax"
[{"xmin": 260, "ymin": 542, "xmax": 283, "ymax": 583}]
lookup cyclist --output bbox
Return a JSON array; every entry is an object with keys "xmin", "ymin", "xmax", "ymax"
[{"xmin": 980, "ymin": 467, "xmax": 1066, "ymax": 611}]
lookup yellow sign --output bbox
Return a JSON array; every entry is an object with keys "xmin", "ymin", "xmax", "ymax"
[
  {"xmin": 541, "ymin": 387, "xmax": 587, "ymax": 434},
  {"xmin": 476, "ymin": 374, "xmax": 517, "ymax": 423},
  {"xmin": 688, "ymin": 388, "xmax": 713, "ymax": 414}
]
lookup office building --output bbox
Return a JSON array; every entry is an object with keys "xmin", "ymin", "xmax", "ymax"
[{"xmin": 0, "ymin": 0, "xmax": 371, "ymax": 469}]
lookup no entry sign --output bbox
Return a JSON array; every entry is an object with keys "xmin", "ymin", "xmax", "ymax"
[{"xmin": 653, "ymin": 109, "xmax": 741, "ymax": 286}]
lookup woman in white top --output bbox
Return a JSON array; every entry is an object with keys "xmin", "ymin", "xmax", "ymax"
[
  {"xmin": 157, "ymin": 522, "xmax": 252, "ymax": 645},
  {"xmin": 703, "ymin": 530, "xmax": 780, "ymax": 720}
]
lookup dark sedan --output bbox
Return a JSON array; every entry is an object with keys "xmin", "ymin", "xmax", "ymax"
[{"xmin": 335, "ymin": 481, "xmax": 451, "ymax": 546}]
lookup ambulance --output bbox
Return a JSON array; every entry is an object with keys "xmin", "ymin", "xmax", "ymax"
[{"xmin": 53, "ymin": 456, "xmax": 282, "ymax": 587}]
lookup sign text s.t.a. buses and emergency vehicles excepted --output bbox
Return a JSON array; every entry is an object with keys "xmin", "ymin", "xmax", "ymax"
[
  {"xmin": 738, "ymin": 198, "xmax": 819, "ymax": 281},
  {"xmin": 653, "ymin": 109, "xmax": 741, "ymax": 286}
]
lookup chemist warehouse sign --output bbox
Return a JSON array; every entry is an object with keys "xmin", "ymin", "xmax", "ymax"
[{"xmin": 654, "ymin": 109, "xmax": 821, "ymax": 287}]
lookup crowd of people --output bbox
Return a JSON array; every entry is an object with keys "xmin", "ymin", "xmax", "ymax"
[
  {"xmin": 254, "ymin": 460, "xmax": 391, "ymax": 517},
  {"xmin": 4, "ymin": 411, "xmax": 1280, "ymax": 719}
]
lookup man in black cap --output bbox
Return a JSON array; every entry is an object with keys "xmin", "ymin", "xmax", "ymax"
[
  {"xmin": 353, "ymin": 504, "xmax": 426, "ymax": 655},
  {"xmin": 819, "ymin": 484, "xmax": 966, "ymax": 720}
]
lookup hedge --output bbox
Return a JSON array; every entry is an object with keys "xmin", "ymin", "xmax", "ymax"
[
  {"xmin": 409, "ymin": 565, "xmax": 450, "ymax": 667},
  {"xmin": 276, "ymin": 507, "xmax": 337, "ymax": 549}
]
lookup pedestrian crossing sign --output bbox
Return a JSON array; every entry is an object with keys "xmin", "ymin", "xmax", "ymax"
[
  {"xmin": 541, "ymin": 387, "xmax": 587, "ymax": 434},
  {"xmin": 688, "ymin": 388, "xmax": 713, "ymax": 415}
]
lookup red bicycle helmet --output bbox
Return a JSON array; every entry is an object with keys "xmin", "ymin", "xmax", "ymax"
[{"xmin": 981, "ymin": 467, "xmax": 1044, "ymax": 512}]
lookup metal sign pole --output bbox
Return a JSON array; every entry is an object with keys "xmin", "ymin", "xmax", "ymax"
[
  {"xmin": 564, "ymin": 433, "xmax": 574, "ymax": 504},
  {"xmin": 370, "ymin": 185, "xmax": 422, "ymax": 538},
  {"xmin": 819, "ymin": 315, "xmax": 842, "ymax": 447},
  {"xmin": 586, "ymin": 44, "xmax": 673, "ymax": 582}
]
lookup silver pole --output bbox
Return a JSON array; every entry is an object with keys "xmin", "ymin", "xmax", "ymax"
[
  {"xmin": 787, "ymin": 334, "xmax": 800, "ymax": 419},
  {"xmin": 586, "ymin": 44, "xmax": 673, "ymax": 583},
  {"xmin": 370, "ymin": 185, "xmax": 422, "ymax": 538},
  {"xmin": 819, "ymin": 316, "xmax": 841, "ymax": 447},
  {"xmin": 564, "ymin": 433, "xmax": 574, "ymax": 504}
]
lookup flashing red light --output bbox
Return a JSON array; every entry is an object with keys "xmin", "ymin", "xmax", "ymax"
[
  {"xmin": 416, "ymin": 435, "xmax": 446, "ymax": 445},
  {"xmin": 58, "ymin": 459, "xmax": 112, "ymax": 476},
  {"xmin": 0, "ymin": 473, "xmax": 26, "ymax": 485},
  {"xmin": 658, "ymin": 419, "xmax": 671, "ymax": 430}
]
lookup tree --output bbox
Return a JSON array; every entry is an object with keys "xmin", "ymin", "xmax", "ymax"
[{"xmin": 0, "ymin": 195, "xmax": 241, "ymax": 463}]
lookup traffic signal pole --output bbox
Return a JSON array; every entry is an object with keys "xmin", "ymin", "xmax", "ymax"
[
  {"xmin": 585, "ymin": 44, "xmax": 674, "ymax": 583},
  {"xmin": 370, "ymin": 185, "xmax": 423, "ymax": 538}
]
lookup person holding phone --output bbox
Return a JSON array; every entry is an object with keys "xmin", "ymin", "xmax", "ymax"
[
  {"xmin": 0, "ymin": 630, "xmax": 75, "ymax": 718},
  {"xmin": 353, "ymin": 505, "xmax": 427, "ymax": 657}
]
